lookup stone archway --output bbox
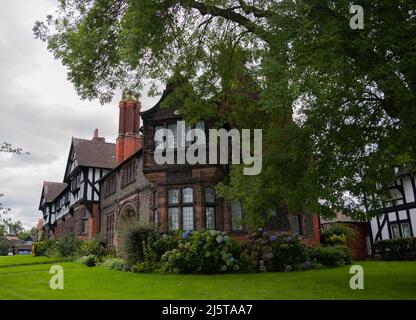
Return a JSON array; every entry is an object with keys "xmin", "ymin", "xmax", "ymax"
[{"xmin": 114, "ymin": 202, "xmax": 138, "ymax": 248}]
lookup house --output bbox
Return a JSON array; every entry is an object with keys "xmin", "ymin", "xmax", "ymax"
[
  {"xmin": 39, "ymin": 130, "xmax": 118, "ymax": 240},
  {"xmin": 99, "ymin": 86, "xmax": 320, "ymax": 245},
  {"xmin": 40, "ymin": 85, "xmax": 320, "ymax": 245},
  {"xmin": 369, "ymin": 167, "xmax": 416, "ymax": 241}
]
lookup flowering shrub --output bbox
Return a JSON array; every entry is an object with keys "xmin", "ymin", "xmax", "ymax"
[
  {"xmin": 238, "ymin": 230, "xmax": 310, "ymax": 272},
  {"xmin": 321, "ymin": 223, "xmax": 356, "ymax": 246},
  {"xmin": 162, "ymin": 230, "xmax": 239, "ymax": 274}
]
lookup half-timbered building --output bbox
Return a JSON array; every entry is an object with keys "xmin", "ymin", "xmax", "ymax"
[
  {"xmin": 39, "ymin": 129, "xmax": 117, "ymax": 239},
  {"xmin": 370, "ymin": 167, "xmax": 416, "ymax": 241}
]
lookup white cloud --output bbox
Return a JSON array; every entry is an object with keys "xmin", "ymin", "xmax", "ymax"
[{"xmin": 0, "ymin": 0, "xmax": 160, "ymax": 228}]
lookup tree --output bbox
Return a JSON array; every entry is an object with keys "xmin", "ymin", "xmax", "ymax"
[
  {"xmin": 2, "ymin": 219, "xmax": 24, "ymax": 236},
  {"xmin": 18, "ymin": 226, "xmax": 38, "ymax": 241},
  {"xmin": 34, "ymin": 1, "xmax": 416, "ymax": 225}
]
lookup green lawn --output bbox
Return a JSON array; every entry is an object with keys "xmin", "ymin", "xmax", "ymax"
[
  {"xmin": 0, "ymin": 255, "xmax": 65, "ymax": 268},
  {"xmin": 0, "ymin": 256, "xmax": 415, "ymax": 300}
]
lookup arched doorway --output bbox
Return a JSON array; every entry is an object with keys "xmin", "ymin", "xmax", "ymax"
[{"xmin": 114, "ymin": 203, "xmax": 138, "ymax": 248}]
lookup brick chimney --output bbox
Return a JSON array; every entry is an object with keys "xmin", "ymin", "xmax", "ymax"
[
  {"xmin": 92, "ymin": 128, "xmax": 105, "ymax": 143},
  {"xmin": 116, "ymin": 95, "xmax": 143, "ymax": 163}
]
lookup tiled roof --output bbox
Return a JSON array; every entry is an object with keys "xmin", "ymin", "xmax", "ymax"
[
  {"xmin": 72, "ymin": 138, "xmax": 117, "ymax": 169},
  {"xmin": 42, "ymin": 182, "xmax": 68, "ymax": 203}
]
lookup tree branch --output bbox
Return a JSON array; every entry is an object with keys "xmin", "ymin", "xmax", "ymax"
[{"xmin": 179, "ymin": 0, "xmax": 272, "ymax": 43}]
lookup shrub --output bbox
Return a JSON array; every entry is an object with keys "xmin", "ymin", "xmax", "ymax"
[
  {"xmin": 77, "ymin": 239, "xmax": 106, "ymax": 258},
  {"xmin": 321, "ymin": 223, "xmax": 357, "ymax": 246},
  {"xmin": 77, "ymin": 254, "xmax": 98, "ymax": 267},
  {"xmin": 33, "ymin": 240, "xmax": 55, "ymax": 257},
  {"xmin": 102, "ymin": 258, "xmax": 130, "ymax": 271},
  {"xmin": 238, "ymin": 231, "xmax": 309, "ymax": 272},
  {"xmin": 310, "ymin": 245, "xmax": 352, "ymax": 267},
  {"xmin": 162, "ymin": 230, "xmax": 240, "ymax": 274},
  {"xmin": 373, "ymin": 237, "xmax": 416, "ymax": 260},
  {"xmin": 53, "ymin": 235, "xmax": 82, "ymax": 258},
  {"xmin": 118, "ymin": 221, "xmax": 157, "ymax": 264}
]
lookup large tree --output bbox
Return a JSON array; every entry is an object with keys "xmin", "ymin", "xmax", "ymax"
[{"xmin": 34, "ymin": 1, "xmax": 416, "ymax": 226}]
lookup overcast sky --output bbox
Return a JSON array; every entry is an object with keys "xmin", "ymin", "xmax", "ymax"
[{"xmin": 0, "ymin": 0, "xmax": 159, "ymax": 228}]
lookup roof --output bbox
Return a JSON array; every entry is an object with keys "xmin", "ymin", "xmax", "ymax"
[
  {"xmin": 72, "ymin": 138, "xmax": 117, "ymax": 169},
  {"xmin": 99, "ymin": 147, "xmax": 143, "ymax": 182},
  {"xmin": 42, "ymin": 182, "xmax": 68, "ymax": 203}
]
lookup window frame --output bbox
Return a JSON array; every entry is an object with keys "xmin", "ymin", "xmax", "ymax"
[
  {"xmin": 230, "ymin": 200, "xmax": 243, "ymax": 232},
  {"xmin": 166, "ymin": 186, "xmax": 195, "ymax": 231},
  {"xmin": 153, "ymin": 121, "xmax": 206, "ymax": 151},
  {"xmin": 204, "ymin": 187, "xmax": 216, "ymax": 230}
]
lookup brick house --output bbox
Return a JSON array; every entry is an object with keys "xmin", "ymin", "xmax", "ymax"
[
  {"xmin": 99, "ymin": 86, "xmax": 320, "ymax": 245},
  {"xmin": 40, "ymin": 86, "xmax": 320, "ymax": 245}
]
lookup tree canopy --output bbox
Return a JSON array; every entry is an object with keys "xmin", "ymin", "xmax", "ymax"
[{"xmin": 34, "ymin": 1, "xmax": 416, "ymax": 226}]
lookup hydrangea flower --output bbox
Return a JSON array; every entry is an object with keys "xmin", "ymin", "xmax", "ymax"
[
  {"xmin": 216, "ymin": 236, "xmax": 224, "ymax": 244},
  {"xmin": 303, "ymin": 261, "xmax": 311, "ymax": 269},
  {"xmin": 270, "ymin": 235, "xmax": 278, "ymax": 241},
  {"xmin": 286, "ymin": 236, "xmax": 292, "ymax": 242},
  {"xmin": 182, "ymin": 230, "xmax": 191, "ymax": 239}
]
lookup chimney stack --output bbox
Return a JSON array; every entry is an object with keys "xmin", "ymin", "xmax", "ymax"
[
  {"xmin": 92, "ymin": 128, "xmax": 105, "ymax": 143},
  {"xmin": 116, "ymin": 95, "xmax": 143, "ymax": 163}
]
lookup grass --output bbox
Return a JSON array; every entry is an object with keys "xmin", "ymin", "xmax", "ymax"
[
  {"xmin": 0, "ymin": 256, "xmax": 415, "ymax": 300},
  {"xmin": 0, "ymin": 255, "xmax": 66, "ymax": 268}
]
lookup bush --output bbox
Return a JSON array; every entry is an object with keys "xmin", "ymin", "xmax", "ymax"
[
  {"xmin": 102, "ymin": 258, "xmax": 130, "ymax": 271},
  {"xmin": 53, "ymin": 235, "xmax": 82, "ymax": 258},
  {"xmin": 77, "ymin": 239, "xmax": 106, "ymax": 258},
  {"xmin": 373, "ymin": 237, "xmax": 416, "ymax": 260},
  {"xmin": 238, "ymin": 231, "xmax": 309, "ymax": 272},
  {"xmin": 310, "ymin": 245, "xmax": 352, "ymax": 267},
  {"xmin": 162, "ymin": 230, "xmax": 240, "ymax": 274},
  {"xmin": 118, "ymin": 222, "xmax": 158, "ymax": 264},
  {"xmin": 77, "ymin": 254, "xmax": 99, "ymax": 267},
  {"xmin": 33, "ymin": 240, "xmax": 55, "ymax": 256},
  {"xmin": 321, "ymin": 223, "xmax": 357, "ymax": 246}
]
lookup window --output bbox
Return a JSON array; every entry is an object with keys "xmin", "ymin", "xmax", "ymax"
[
  {"xmin": 154, "ymin": 121, "xmax": 206, "ymax": 151},
  {"xmin": 168, "ymin": 207, "xmax": 179, "ymax": 230},
  {"xmin": 401, "ymin": 222, "xmax": 412, "ymax": 238},
  {"xmin": 152, "ymin": 190, "xmax": 159, "ymax": 226},
  {"xmin": 168, "ymin": 189, "xmax": 179, "ymax": 204},
  {"xmin": 122, "ymin": 160, "xmax": 136, "ymax": 187},
  {"xmin": 81, "ymin": 210, "xmax": 89, "ymax": 235},
  {"xmin": 182, "ymin": 207, "xmax": 194, "ymax": 230},
  {"xmin": 391, "ymin": 221, "xmax": 412, "ymax": 239},
  {"xmin": 106, "ymin": 214, "xmax": 115, "ymax": 245},
  {"xmin": 231, "ymin": 201, "xmax": 243, "ymax": 231},
  {"xmin": 292, "ymin": 215, "xmax": 302, "ymax": 236},
  {"xmin": 182, "ymin": 188, "xmax": 193, "ymax": 203},
  {"xmin": 71, "ymin": 174, "xmax": 81, "ymax": 192},
  {"xmin": 167, "ymin": 123, "xmax": 178, "ymax": 149},
  {"xmin": 154, "ymin": 125, "xmax": 164, "ymax": 150},
  {"xmin": 167, "ymin": 187, "xmax": 195, "ymax": 231},
  {"xmin": 104, "ymin": 174, "xmax": 117, "ymax": 196},
  {"xmin": 391, "ymin": 224, "xmax": 400, "ymax": 239},
  {"xmin": 205, "ymin": 188, "xmax": 216, "ymax": 229}
]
